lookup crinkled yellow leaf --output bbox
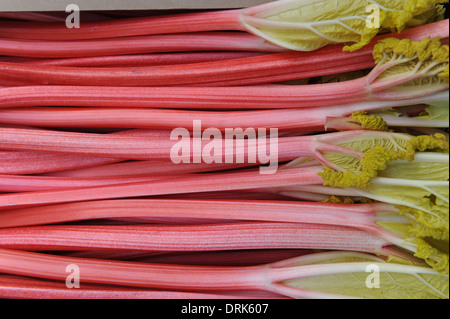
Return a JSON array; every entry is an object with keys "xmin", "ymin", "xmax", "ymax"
[
  {"xmin": 326, "ymin": 149, "xmax": 449, "ymax": 272},
  {"xmin": 319, "ymin": 132, "xmax": 448, "ymax": 188},
  {"xmin": 372, "ymin": 37, "xmax": 449, "ymax": 84},
  {"xmin": 405, "ymin": 133, "xmax": 449, "ymax": 161},
  {"xmin": 239, "ymin": 0, "xmax": 446, "ymax": 51},
  {"xmin": 351, "ymin": 111, "xmax": 391, "ymax": 131},
  {"xmin": 415, "ymin": 238, "xmax": 449, "ymax": 274}
]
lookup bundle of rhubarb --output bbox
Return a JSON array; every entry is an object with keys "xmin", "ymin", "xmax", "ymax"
[{"xmin": 0, "ymin": 0, "xmax": 448, "ymax": 299}]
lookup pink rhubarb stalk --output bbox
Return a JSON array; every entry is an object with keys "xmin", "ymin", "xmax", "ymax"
[
  {"xmin": 0, "ymin": 274, "xmax": 286, "ymax": 299},
  {"xmin": 0, "ymin": 198, "xmax": 397, "ymax": 229},
  {"xmin": 0, "ymin": 248, "xmax": 437, "ymax": 299},
  {"xmin": 0, "ymin": 32, "xmax": 284, "ymax": 59},
  {"xmin": 44, "ymin": 160, "xmax": 262, "ymax": 178},
  {"xmin": 0, "ymin": 222, "xmax": 390, "ymax": 254},
  {"xmin": 0, "ymin": 20, "xmax": 446, "ymax": 87},
  {"xmin": 0, "ymin": 129, "xmax": 406, "ymax": 208},
  {"xmin": 0, "ymin": 91, "xmax": 445, "ymax": 131},
  {"xmin": 0, "ymin": 9, "xmax": 244, "ymax": 40},
  {"xmin": 0, "ymin": 167, "xmax": 325, "ymax": 209},
  {"xmin": 0, "ymin": 48, "xmax": 370, "ymax": 87},
  {"xmin": 0, "ymin": 174, "xmax": 183, "ymax": 192},
  {"xmin": 0, "ymin": 4, "xmax": 446, "ymax": 42},
  {"xmin": 0, "ymin": 126, "xmax": 352, "ymax": 161},
  {"xmin": 10, "ymin": 52, "xmax": 266, "ymax": 67},
  {"xmin": 0, "ymin": 129, "xmax": 174, "ymax": 175},
  {"xmin": 0, "ymin": 84, "xmax": 370, "ymax": 109},
  {"xmin": 0, "ymin": 198, "xmax": 409, "ymax": 256},
  {"xmin": 0, "ymin": 150, "xmax": 121, "ymax": 175},
  {"xmin": 0, "ymin": 56, "xmax": 446, "ymax": 109}
]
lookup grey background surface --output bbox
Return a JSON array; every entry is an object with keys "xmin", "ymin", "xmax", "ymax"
[{"xmin": 0, "ymin": 0, "xmax": 272, "ymax": 12}]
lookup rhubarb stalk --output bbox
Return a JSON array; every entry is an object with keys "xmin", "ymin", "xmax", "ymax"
[
  {"xmin": 0, "ymin": 248, "xmax": 446, "ymax": 299},
  {"xmin": 0, "ymin": 91, "xmax": 446, "ymax": 131},
  {"xmin": 1, "ymin": 36, "xmax": 447, "ymax": 108},
  {"xmin": 0, "ymin": 0, "xmax": 445, "ymax": 52}
]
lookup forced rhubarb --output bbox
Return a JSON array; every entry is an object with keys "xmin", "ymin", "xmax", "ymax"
[
  {"xmin": 0, "ymin": 197, "xmax": 442, "ymax": 270},
  {"xmin": 0, "ymin": 150, "xmax": 121, "ymax": 175},
  {"xmin": 0, "ymin": 248, "xmax": 446, "ymax": 299},
  {"xmin": 1, "ymin": 20, "xmax": 448, "ymax": 87},
  {"xmin": 0, "ymin": 222, "xmax": 391, "ymax": 254},
  {"xmin": 0, "ymin": 3, "xmax": 448, "ymax": 300},
  {"xmin": 0, "ymin": 0, "xmax": 445, "ymax": 52},
  {"xmin": 0, "ymin": 129, "xmax": 446, "ymax": 209},
  {"xmin": 1, "ymin": 36, "xmax": 447, "ymax": 109},
  {"xmin": 21, "ymin": 52, "xmax": 267, "ymax": 67},
  {"xmin": 0, "ymin": 198, "xmax": 395, "ymax": 228},
  {"xmin": 0, "ymin": 91, "xmax": 446, "ymax": 131},
  {"xmin": 0, "ymin": 33, "xmax": 285, "ymax": 59},
  {"xmin": 0, "ymin": 274, "xmax": 285, "ymax": 299}
]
